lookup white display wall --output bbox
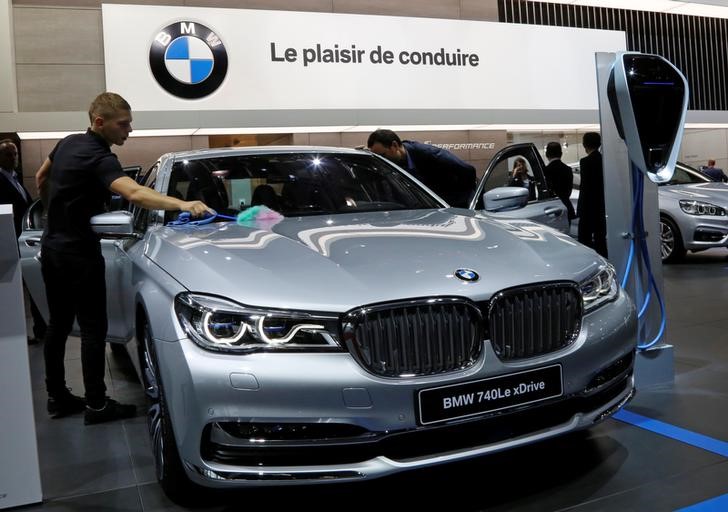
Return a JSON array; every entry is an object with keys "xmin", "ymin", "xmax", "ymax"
[{"xmin": 103, "ymin": 4, "xmax": 626, "ymax": 113}]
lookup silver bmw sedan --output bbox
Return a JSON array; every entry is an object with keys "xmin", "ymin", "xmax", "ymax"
[{"xmin": 19, "ymin": 146, "xmax": 637, "ymax": 504}]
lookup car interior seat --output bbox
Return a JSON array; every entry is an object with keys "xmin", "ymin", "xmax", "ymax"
[
  {"xmin": 251, "ymin": 184, "xmax": 281, "ymax": 211},
  {"xmin": 182, "ymin": 161, "xmax": 229, "ymax": 212},
  {"xmin": 282, "ymin": 180, "xmax": 336, "ymax": 212}
]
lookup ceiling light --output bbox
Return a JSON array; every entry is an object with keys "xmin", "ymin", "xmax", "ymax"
[
  {"xmin": 16, "ymin": 131, "xmax": 84, "ymax": 140},
  {"xmin": 129, "ymin": 129, "xmax": 196, "ymax": 137}
]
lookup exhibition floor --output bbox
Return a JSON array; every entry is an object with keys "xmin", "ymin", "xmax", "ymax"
[{"xmin": 18, "ymin": 249, "xmax": 728, "ymax": 511}]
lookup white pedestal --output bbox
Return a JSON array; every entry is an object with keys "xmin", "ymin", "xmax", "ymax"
[{"xmin": 0, "ymin": 204, "xmax": 42, "ymax": 509}]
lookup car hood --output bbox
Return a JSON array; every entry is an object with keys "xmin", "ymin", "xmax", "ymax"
[
  {"xmin": 145, "ymin": 209, "xmax": 602, "ymax": 312},
  {"xmin": 660, "ymin": 182, "xmax": 728, "ymax": 204}
]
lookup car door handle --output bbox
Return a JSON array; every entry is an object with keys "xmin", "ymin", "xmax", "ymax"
[
  {"xmin": 544, "ymin": 207, "xmax": 563, "ymax": 217},
  {"xmin": 25, "ymin": 236, "xmax": 42, "ymax": 247}
]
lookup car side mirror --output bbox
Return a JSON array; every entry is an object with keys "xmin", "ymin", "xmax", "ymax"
[
  {"xmin": 90, "ymin": 211, "xmax": 136, "ymax": 238},
  {"xmin": 483, "ymin": 187, "xmax": 530, "ymax": 212}
]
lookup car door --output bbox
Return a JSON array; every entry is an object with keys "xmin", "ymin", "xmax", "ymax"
[
  {"xmin": 104, "ymin": 162, "xmax": 161, "ymax": 342},
  {"xmin": 17, "ymin": 199, "xmax": 138, "ymax": 339},
  {"xmin": 18, "ymin": 200, "xmax": 49, "ymax": 321},
  {"xmin": 470, "ymin": 143, "xmax": 569, "ymax": 233},
  {"xmin": 18, "ymin": 164, "xmax": 155, "ymax": 341}
]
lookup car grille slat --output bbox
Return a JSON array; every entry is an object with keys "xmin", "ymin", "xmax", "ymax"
[
  {"xmin": 533, "ymin": 290, "xmax": 540, "ymax": 355},
  {"xmin": 489, "ymin": 283, "xmax": 581, "ymax": 361},
  {"xmin": 400, "ymin": 308, "xmax": 410, "ymax": 373},
  {"xmin": 343, "ymin": 298, "xmax": 483, "ymax": 378}
]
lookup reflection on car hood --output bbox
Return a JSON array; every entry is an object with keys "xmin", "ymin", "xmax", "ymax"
[
  {"xmin": 146, "ymin": 209, "xmax": 602, "ymax": 311},
  {"xmin": 660, "ymin": 182, "xmax": 728, "ymax": 203}
]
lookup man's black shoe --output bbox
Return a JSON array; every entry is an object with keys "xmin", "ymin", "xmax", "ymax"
[
  {"xmin": 84, "ymin": 398, "xmax": 137, "ymax": 425},
  {"xmin": 47, "ymin": 390, "xmax": 86, "ymax": 419}
]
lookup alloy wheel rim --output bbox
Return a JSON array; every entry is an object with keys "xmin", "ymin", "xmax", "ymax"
[
  {"xmin": 660, "ymin": 221, "xmax": 674, "ymax": 259},
  {"xmin": 143, "ymin": 326, "xmax": 165, "ymax": 481}
]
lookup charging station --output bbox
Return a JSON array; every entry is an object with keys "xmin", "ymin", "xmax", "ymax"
[{"xmin": 596, "ymin": 51, "xmax": 689, "ymax": 387}]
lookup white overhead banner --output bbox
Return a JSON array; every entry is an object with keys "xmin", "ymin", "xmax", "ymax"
[{"xmin": 102, "ymin": 4, "xmax": 626, "ymax": 112}]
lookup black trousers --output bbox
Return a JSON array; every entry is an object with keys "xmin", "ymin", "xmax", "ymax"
[
  {"xmin": 24, "ymin": 281, "xmax": 47, "ymax": 340},
  {"xmin": 578, "ymin": 214, "xmax": 608, "ymax": 258},
  {"xmin": 41, "ymin": 245, "xmax": 108, "ymax": 404}
]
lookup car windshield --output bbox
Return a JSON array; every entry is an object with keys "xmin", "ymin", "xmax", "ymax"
[
  {"xmin": 661, "ymin": 163, "xmax": 710, "ymax": 186},
  {"xmin": 166, "ymin": 152, "xmax": 442, "ymax": 221}
]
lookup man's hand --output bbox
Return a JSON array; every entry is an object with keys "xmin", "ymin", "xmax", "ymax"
[{"xmin": 181, "ymin": 200, "xmax": 215, "ymax": 218}]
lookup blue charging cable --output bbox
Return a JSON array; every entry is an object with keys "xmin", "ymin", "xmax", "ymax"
[
  {"xmin": 620, "ymin": 163, "xmax": 667, "ymax": 350},
  {"xmin": 166, "ymin": 210, "xmax": 238, "ymax": 226}
]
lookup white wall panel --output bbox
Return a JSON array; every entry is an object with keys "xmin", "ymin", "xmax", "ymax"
[
  {"xmin": 680, "ymin": 128, "xmax": 728, "ymax": 169},
  {"xmin": 0, "ymin": 0, "xmax": 17, "ymax": 112},
  {"xmin": 103, "ymin": 5, "xmax": 626, "ymax": 113},
  {"xmin": 16, "ymin": 64, "xmax": 105, "ymax": 111},
  {"xmin": 14, "ymin": 7, "xmax": 103, "ymax": 64}
]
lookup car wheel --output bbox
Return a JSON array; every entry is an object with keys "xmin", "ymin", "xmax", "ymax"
[
  {"xmin": 139, "ymin": 321, "xmax": 202, "ymax": 505},
  {"xmin": 660, "ymin": 216, "xmax": 686, "ymax": 263}
]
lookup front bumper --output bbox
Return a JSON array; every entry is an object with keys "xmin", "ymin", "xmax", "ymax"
[
  {"xmin": 155, "ymin": 292, "xmax": 637, "ymax": 488},
  {"xmin": 191, "ymin": 375, "xmax": 634, "ymax": 484},
  {"xmin": 679, "ymin": 215, "xmax": 728, "ymax": 250}
]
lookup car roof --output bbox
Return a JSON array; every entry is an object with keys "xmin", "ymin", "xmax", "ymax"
[{"xmin": 160, "ymin": 145, "xmax": 368, "ymax": 161}]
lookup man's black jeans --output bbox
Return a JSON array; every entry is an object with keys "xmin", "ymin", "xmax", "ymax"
[
  {"xmin": 24, "ymin": 282, "xmax": 46, "ymax": 340},
  {"xmin": 578, "ymin": 215, "xmax": 608, "ymax": 259},
  {"xmin": 41, "ymin": 245, "xmax": 108, "ymax": 405}
]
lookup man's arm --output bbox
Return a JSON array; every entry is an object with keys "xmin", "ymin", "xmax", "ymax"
[
  {"xmin": 35, "ymin": 158, "xmax": 52, "ymax": 206},
  {"xmin": 109, "ymin": 176, "xmax": 213, "ymax": 216},
  {"xmin": 430, "ymin": 147, "xmax": 476, "ymax": 181}
]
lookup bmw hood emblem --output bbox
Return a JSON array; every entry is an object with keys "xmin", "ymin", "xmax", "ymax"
[{"xmin": 455, "ymin": 268, "xmax": 479, "ymax": 282}]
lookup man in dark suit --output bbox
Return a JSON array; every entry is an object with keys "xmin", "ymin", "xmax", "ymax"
[
  {"xmin": 367, "ymin": 129, "xmax": 477, "ymax": 208},
  {"xmin": 0, "ymin": 139, "xmax": 32, "ymax": 236},
  {"xmin": 0, "ymin": 138, "xmax": 47, "ymax": 343},
  {"xmin": 576, "ymin": 132, "xmax": 607, "ymax": 258},
  {"xmin": 702, "ymin": 159, "xmax": 727, "ymax": 182},
  {"xmin": 544, "ymin": 142, "xmax": 576, "ymax": 223}
]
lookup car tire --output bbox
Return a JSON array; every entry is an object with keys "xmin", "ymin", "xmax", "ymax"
[
  {"xmin": 660, "ymin": 215, "xmax": 686, "ymax": 263},
  {"xmin": 139, "ymin": 321, "xmax": 203, "ymax": 506}
]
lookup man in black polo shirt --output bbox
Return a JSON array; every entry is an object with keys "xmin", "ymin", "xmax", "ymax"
[{"xmin": 35, "ymin": 92, "xmax": 211, "ymax": 424}]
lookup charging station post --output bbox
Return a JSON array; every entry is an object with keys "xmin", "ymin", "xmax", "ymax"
[{"xmin": 595, "ymin": 51, "xmax": 689, "ymax": 387}]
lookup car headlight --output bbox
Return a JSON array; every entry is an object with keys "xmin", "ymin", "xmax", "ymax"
[
  {"xmin": 174, "ymin": 293, "xmax": 341, "ymax": 353},
  {"xmin": 679, "ymin": 200, "xmax": 726, "ymax": 216},
  {"xmin": 580, "ymin": 264, "xmax": 619, "ymax": 313}
]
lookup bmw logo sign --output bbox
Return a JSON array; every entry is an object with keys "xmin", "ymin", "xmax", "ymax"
[
  {"xmin": 455, "ymin": 269, "xmax": 479, "ymax": 282},
  {"xmin": 149, "ymin": 21, "xmax": 228, "ymax": 99}
]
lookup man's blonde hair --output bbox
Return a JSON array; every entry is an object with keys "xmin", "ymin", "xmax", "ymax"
[{"xmin": 88, "ymin": 92, "xmax": 131, "ymax": 123}]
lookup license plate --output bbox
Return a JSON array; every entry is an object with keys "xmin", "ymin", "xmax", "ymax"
[{"xmin": 418, "ymin": 365, "xmax": 563, "ymax": 425}]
